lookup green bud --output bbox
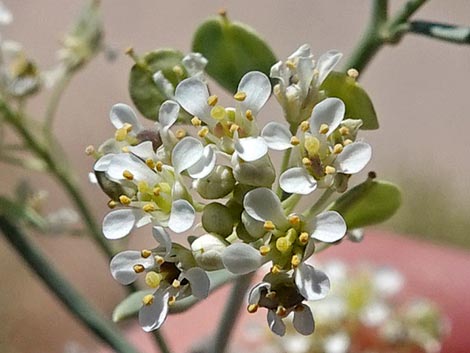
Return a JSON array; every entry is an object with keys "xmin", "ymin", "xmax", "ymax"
[
  {"xmin": 191, "ymin": 234, "xmax": 227, "ymax": 271},
  {"xmin": 94, "ymin": 171, "xmax": 135, "ymax": 201},
  {"xmin": 196, "ymin": 165, "xmax": 236, "ymax": 199},
  {"xmin": 235, "ymin": 222, "xmax": 258, "ymax": 243},
  {"xmin": 202, "ymin": 202, "xmax": 234, "ymax": 237},
  {"xmin": 233, "ymin": 155, "xmax": 276, "ymax": 187}
]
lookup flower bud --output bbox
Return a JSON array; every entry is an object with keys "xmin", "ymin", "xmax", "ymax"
[
  {"xmin": 196, "ymin": 165, "xmax": 236, "ymax": 199},
  {"xmin": 202, "ymin": 202, "xmax": 234, "ymax": 237},
  {"xmin": 232, "ymin": 154, "xmax": 275, "ymax": 187},
  {"xmin": 94, "ymin": 170, "xmax": 136, "ymax": 201},
  {"xmin": 191, "ymin": 234, "xmax": 227, "ymax": 270}
]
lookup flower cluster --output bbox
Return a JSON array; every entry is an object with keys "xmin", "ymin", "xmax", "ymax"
[{"xmin": 91, "ymin": 45, "xmax": 373, "ymax": 335}]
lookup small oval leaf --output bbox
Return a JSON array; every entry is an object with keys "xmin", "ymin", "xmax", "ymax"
[
  {"xmin": 192, "ymin": 15, "xmax": 277, "ymax": 93},
  {"xmin": 329, "ymin": 179, "xmax": 401, "ymax": 229},
  {"xmin": 320, "ymin": 71, "xmax": 378, "ymax": 130},
  {"xmin": 129, "ymin": 49, "xmax": 186, "ymax": 120}
]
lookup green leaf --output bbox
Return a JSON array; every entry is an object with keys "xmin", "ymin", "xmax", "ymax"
[
  {"xmin": 192, "ymin": 14, "xmax": 277, "ymax": 93},
  {"xmin": 129, "ymin": 49, "xmax": 186, "ymax": 120},
  {"xmin": 321, "ymin": 71, "xmax": 379, "ymax": 130},
  {"xmin": 329, "ymin": 178, "xmax": 401, "ymax": 229}
]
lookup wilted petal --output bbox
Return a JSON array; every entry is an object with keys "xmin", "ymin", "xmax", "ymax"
[
  {"xmin": 248, "ymin": 282, "xmax": 270, "ymax": 305},
  {"xmin": 335, "ymin": 141, "xmax": 372, "ymax": 174},
  {"xmin": 175, "ymin": 77, "xmax": 212, "ymax": 125},
  {"xmin": 261, "ymin": 122, "xmax": 293, "ymax": 150},
  {"xmin": 158, "ymin": 100, "xmax": 179, "ymax": 128},
  {"xmin": 152, "ymin": 226, "xmax": 172, "ymax": 257},
  {"xmin": 316, "ymin": 50, "xmax": 343, "ymax": 85},
  {"xmin": 293, "ymin": 304, "xmax": 315, "ymax": 335},
  {"xmin": 280, "ymin": 167, "xmax": 317, "ymax": 195},
  {"xmin": 295, "ymin": 263, "xmax": 330, "ymax": 301},
  {"xmin": 139, "ymin": 290, "xmax": 170, "ymax": 332},
  {"xmin": 110, "ymin": 103, "xmax": 143, "ymax": 131},
  {"xmin": 244, "ymin": 188, "xmax": 288, "ymax": 228},
  {"xmin": 103, "ymin": 209, "xmax": 136, "ymax": 240},
  {"xmin": 234, "ymin": 136, "xmax": 268, "ymax": 162},
  {"xmin": 168, "ymin": 199, "xmax": 195, "ymax": 233},
  {"xmin": 267, "ymin": 310, "xmax": 286, "ymax": 336},
  {"xmin": 187, "ymin": 145, "xmax": 216, "ymax": 179},
  {"xmin": 172, "ymin": 137, "xmax": 204, "ymax": 173},
  {"xmin": 309, "ymin": 211, "xmax": 346, "ymax": 243},
  {"xmin": 309, "ymin": 98, "xmax": 345, "ymax": 137},
  {"xmin": 110, "ymin": 250, "xmax": 154, "ymax": 285},
  {"xmin": 183, "ymin": 267, "xmax": 210, "ymax": 299},
  {"xmin": 238, "ymin": 71, "xmax": 271, "ymax": 115},
  {"xmin": 128, "ymin": 141, "xmax": 155, "ymax": 161},
  {"xmin": 222, "ymin": 243, "xmax": 263, "ymax": 274}
]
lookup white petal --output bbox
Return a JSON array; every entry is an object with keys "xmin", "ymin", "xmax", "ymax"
[
  {"xmin": 158, "ymin": 100, "xmax": 179, "ymax": 129},
  {"xmin": 293, "ymin": 305, "xmax": 315, "ymax": 335},
  {"xmin": 152, "ymin": 71, "xmax": 174, "ymax": 98},
  {"xmin": 241, "ymin": 211, "xmax": 266, "ymax": 239},
  {"xmin": 295, "ymin": 263, "xmax": 330, "ymax": 301},
  {"xmin": 152, "ymin": 226, "xmax": 172, "ymax": 257},
  {"xmin": 175, "ymin": 77, "xmax": 212, "ymax": 125},
  {"xmin": 0, "ymin": 2, "xmax": 12, "ymax": 25},
  {"xmin": 316, "ymin": 50, "xmax": 343, "ymax": 86},
  {"xmin": 289, "ymin": 44, "xmax": 312, "ymax": 60},
  {"xmin": 139, "ymin": 290, "xmax": 170, "ymax": 332},
  {"xmin": 168, "ymin": 199, "xmax": 195, "ymax": 233},
  {"xmin": 106, "ymin": 153, "xmax": 159, "ymax": 185},
  {"xmin": 110, "ymin": 103, "xmax": 142, "ymax": 131},
  {"xmin": 261, "ymin": 122, "xmax": 293, "ymax": 150},
  {"xmin": 243, "ymin": 188, "xmax": 288, "ymax": 228},
  {"xmin": 183, "ymin": 267, "xmax": 210, "ymax": 299},
  {"xmin": 187, "ymin": 145, "xmax": 216, "ymax": 179},
  {"xmin": 222, "ymin": 243, "xmax": 263, "ymax": 274},
  {"xmin": 248, "ymin": 282, "xmax": 270, "ymax": 305},
  {"xmin": 335, "ymin": 142, "xmax": 372, "ymax": 174},
  {"xmin": 270, "ymin": 61, "xmax": 287, "ymax": 86},
  {"xmin": 238, "ymin": 71, "xmax": 271, "ymax": 115},
  {"xmin": 297, "ymin": 56, "xmax": 315, "ymax": 98},
  {"xmin": 128, "ymin": 141, "xmax": 155, "ymax": 161},
  {"xmin": 310, "ymin": 211, "xmax": 346, "ymax": 243},
  {"xmin": 234, "ymin": 137, "xmax": 268, "ymax": 162},
  {"xmin": 267, "ymin": 310, "xmax": 286, "ymax": 336},
  {"xmin": 102, "ymin": 209, "xmax": 136, "ymax": 240},
  {"xmin": 324, "ymin": 332, "xmax": 350, "ymax": 353},
  {"xmin": 93, "ymin": 153, "xmax": 116, "ymax": 172},
  {"xmin": 280, "ymin": 168, "xmax": 317, "ymax": 195},
  {"xmin": 182, "ymin": 53, "xmax": 208, "ymax": 77},
  {"xmin": 309, "ymin": 98, "xmax": 345, "ymax": 137},
  {"xmin": 172, "ymin": 137, "xmax": 204, "ymax": 173},
  {"xmin": 373, "ymin": 267, "xmax": 404, "ymax": 297},
  {"xmin": 110, "ymin": 250, "xmax": 155, "ymax": 285}
]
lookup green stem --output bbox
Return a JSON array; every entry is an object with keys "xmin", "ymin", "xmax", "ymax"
[
  {"xmin": 211, "ymin": 272, "xmax": 255, "ymax": 353},
  {"xmin": 44, "ymin": 71, "xmax": 72, "ymax": 138},
  {"xmin": 276, "ymin": 148, "xmax": 292, "ymax": 198},
  {"xmin": 152, "ymin": 331, "xmax": 172, "ymax": 353},
  {"xmin": 0, "ymin": 216, "xmax": 141, "ymax": 353},
  {"xmin": 303, "ymin": 188, "xmax": 335, "ymax": 219}
]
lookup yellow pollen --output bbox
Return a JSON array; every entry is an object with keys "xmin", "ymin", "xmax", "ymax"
[
  {"xmin": 145, "ymin": 271, "xmax": 162, "ymax": 288},
  {"xmin": 198, "ymin": 126, "xmax": 209, "ymax": 138},
  {"xmin": 207, "ymin": 95, "xmax": 218, "ymax": 106},
  {"xmin": 319, "ymin": 123, "xmax": 329, "ymax": 135},
  {"xmin": 107, "ymin": 200, "xmax": 117, "ymax": 209},
  {"xmin": 172, "ymin": 65, "xmax": 184, "ymax": 76},
  {"xmin": 325, "ymin": 166, "xmax": 336, "ymax": 175},
  {"xmin": 299, "ymin": 232, "xmax": 309, "ymax": 245},
  {"xmin": 233, "ymin": 91, "xmax": 247, "ymax": 101},
  {"xmin": 142, "ymin": 294, "xmax": 154, "ymax": 306},
  {"xmin": 141, "ymin": 249, "xmax": 152, "ymax": 258},
  {"xmin": 122, "ymin": 123, "xmax": 133, "ymax": 132},
  {"xmin": 290, "ymin": 136, "xmax": 300, "ymax": 146},
  {"xmin": 143, "ymin": 203, "xmax": 156, "ymax": 212},
  {"xmin": 339, "ymin": 126, "xmax": 350, "ymax": 136},
  {"xmin": 271, "ymin": 265, "xmax": 281, "ymax": 274},
  {"xmin": 229, "ymin": 124, "xmax": 240, "ymax": 134},
  {"xmin": 259, "ymin": 245, "xmax": 271, "ymax": 256},
  {"xmin": 263, "ymin": 220, "xmax": 275, "ymax": 231},
  {"xmin": 119, "ymin": 195, "xmax": 132, "ymax": 205},
  {"xmin": 288, "ymin": 214, "xmax": 300, "ymax": 225},
  {"xmin": 133, "ymin": 264, "xmax": 145, "ymax": 273},
  {"xmin": 153, "ymin": 187, "xmax": 161, "ymax": 197},
  {"xmin": 168, "ymin": 296, "xmax": 176, "ymax": 306},
  {"xmin": 300, "ymin": 121, "xmax": 310, "ymax": 132},
  {"xmin": 172, "ymin": 279, "xmax": 181, "ymax": 288},
  {"xmin": 121, "ymin": 146, "xmax": 130, "ymax": 153},
  {"xmin": 191, "ymin": 116, "xmax": 202, "ymax": 127},
  {"xmin": 155, "ymin": 161, "xmax": 163, "ymax": 172},
  {"xmin": 333, "ymin": 144, "xmax": 344, "ymax": 154},
  {"xmin": 122, "ymin": 170, "xmax": 134, "ymax": 180},
  {"xmin": 155, "ymin": 255, "xmax": 165, "ymax": 265},
  {"xmin": 276, "ymin": 237, "xmax": 292, "ymax": 253},
  {"xmin": 276, "ymin": 306, "xmax": 287, "ymax": 317},
  {"xmin": 85, "ymin": 145, "xmax": 95, "ymax": 156},
  {"xmin": 247, "ymin": 304, "xmax": 258, "ymax": 313},
  {"xmin": 343, "ymin": 139, "xmax": 353, "ymax": 146},
  {"xmin": 286, "ymin": 60, "xmax": 296, "ymax": 70},
  {"xmin": 175, "ymin": 128, "xmax": 186, "ymax": 139},
  {"xmin": 347, "ymin": 68, "xmax": 359, "ymax": 79},
  {"xmin": 245, "ymin": 110, "xmax": 253, "ymax": 121},
  {"xmin": 302, "ymin": 157, "xmax": 312, "ymax": 166},
  {"xmin": 146, "ymin": 158, "xmax": 155, "ymax": 169},
  {"xmin": 291, "ymin": 255, "xmax": 301, "ymax": 268},
  {"xmin": 115, "ymin": 127, "xmax": 127, "ymax": 141}
]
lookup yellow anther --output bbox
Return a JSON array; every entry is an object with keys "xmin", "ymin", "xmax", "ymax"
[
  {"xmin": 122, "ymin": 169, "xmax": 134, "ymax": 180},
  {"xmin": 133, "ymin": 264, "xmax": 145, "ymax": 273},
  {"xmin": 343, "ymin": 139, "xmax": 353, "ymax": 146},
  {"xmin": 276, "ymin": 237, "xmax": 292, "ymax": 253},
  {"xmin": 290, "ymin": 136, "xmax": 300, "ymax": 146},
  {"xmin": 291, "ymin": 255, "xmax": 301, "ymax": 268},
  {"xmin": 265, "ymin": 291, "xmax": 277, "ymax": 300},
  {"xmin": 107, "ymin": 200, "xmax": 117, "ymax": 209},
  {"xmin": 198, "ymin": 126, "xmax": 209, "ymax": 138},
  {"xmin": 288, "ymin": 214, "xmax": 300, "ymax": 225},
  {"xmin": 333, "ymin": 144, "xmax": 344, "ymax": 154},
  {"xmin": 325, "ymin": 165, "xmax": 336, "ymax": 175},
  {"xmin": 154, "ymin": 255, "xmax": 165, "ymax": 265},
  {"xmin": 172, "ymin": 279, "xmax": 181, "ymax": 288},
  {"xmin": 191, "ymin": 116, "xmax": 202, "ymax": 127},
  {"xmin": 145, "ymin": 271, "xmax": 162, "ymax": 288},
  {"xmin": 245, "ymin": 109, "xmax": 253, "ymax": 121},
  {"xmin": 142, "ymin": 294, "xmax": 154, "ymax": 306},
  {"xmin": 115, "ymin": 127, "xmax": 127, "ymax": 141},
  {"xmin": 347, "ymin": 68, "xmax": 359, "ymax": 79},
  {"xmin": 175, "ymin": 128, "xmax": 186, "ymax": 139},
  {"xmin": 263, "ymin": 220, "xmax": 275, "ymax": 231},
  {"xmin": 302, "ymin": 157, "xmax": 312, "ymax": 166},
  {"xmin": 155, "ymin": 161, "xmax": 163, "ymax": 172},
  {"xmin": 259, "ymin": 245, "xmax": 271, "ymax": 256},
  {"xmin": 319, "ymin": 123, "xmax": 329, "ymax": 135},
  {"xmin": 207, "ymin": 95, "xmax": 218, "ymax": 106},
  {"xmin": 153, "ymin": 186, "xmax": 161, "ymax": 197},
  {"xmin": 85, "ymin": 145, "xmax": 95, "ymax": 156},
  {"xmin": 168, "ymin": 296, "xmax": 176, "ymax": 306},
  {"xmin": 172, "ymin": 65, "xmax": 184, "ymax": 77},
  {"xmin": 119, "ymin": 195, "xmax": 132, "ymax": 205},
  {"xmin": 271, "ymin": 265, "xmax": 281, "ymax": 274},
  {"xmin": 121, "ymin": 146, "xmax": 130, "ymax": 153},
  {"xmin": 141, "ymin": 249, "xmax": 152, "ymax": 258},
  {"xmin": 233, "ymin": 91, "xmax": 247, "ymax": 101},
  {"xmin": 286, "ymin": 60, "xmax": 296, "ymax": 70},
  {"xmin": 299, "ymin": 232, "xmax": 309, "ymax": 245},
  {"xmin": 247, "ymin": 304, "xmax": 258, "ymax": 313},
  {"xmin": 339, "ymin": 126, "xmax": 350, "ymax": 136},
  {"xmin": 146, "ymin": 158, "xmax": 156, "ymax": 169},
  {"xmin": 229, "ymin": 124, "xmax": 240, "ymax": 134},
  {"xmin": 276, "ymin": 306, "xmax": 287, "ymax": 317},
  {"xmin": 138, "ymin": 181, "xmax": 149, "ymax": 194},
  {"xmin": 122, "ymin": 123, "xmax": 133, "ymax": 132},
  {"xmin": 304, "ymin": 136, "xmax": 320, "ymax": 156},
  {"xmin": 143, "ymin": 203, "xmax": 156, "ymax": 212},
  {"xmin": 300, "ymin": 121, "xmax": 310, "ymax": 132}
]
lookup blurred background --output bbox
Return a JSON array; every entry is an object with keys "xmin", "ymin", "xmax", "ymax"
[{"xmin": 0, "ymin": 1, "xmax": 469, "ymax": 352}]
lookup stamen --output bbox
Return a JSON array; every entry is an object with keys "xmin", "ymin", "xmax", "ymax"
[
  {"xmin": 172, "ymin": 279, "xmax": 181, "ymax": 288},
  {"xmin": 198, "ymin": 126, "xmax": 209, "ymax": 138},
  {"xmin": 168, "ymin": 296, "xmax": 176, "ymax": 306},
  {"xmin": 146, "ymin": 158, "xmax": 155, "ymax": 169},
  {"xmin": 339, "ymin": 126, "xmax": 350, "ymax": 136},
  {"xmin": 143, "ymin": 203, "xmax": 156, "ymax": 212},
  {"xmin": 291, "ymin": 255, "xmax": 301, "ymax": 268},
  {"xmin": 141, "ymin": 249, "xmax": 152, "ymax": 258},
  {"xmin": 207, "ymin": 95, "xmax": 218, "ymax": 106},
  {"xmin": 142, "ymin": 294, "xmax": 154, "ymax": 306},
  {"xmin": 333, "ymin": 144, "xmax": 344, "ymax": 154},
  {"xmin": 119, "ymin": 195, "xmax": 132, "ymax": 205},
  {"xmin": 263, "ymin": 220, "xmax": 275, "ymax": 231},
  {"xmin": 265, "ymin": 291, "xmax": 277, "ymax": 300},
  {"xmin": 121, "ymin": 146, "xmax": 129, "ymax": 153},
  {"xmin": 300, "ymin": 121, "xmax": 310, "ymax": 132},
  {"xmin": 229, "ymin": 124, "xmax": 239, "ymax": 134},
  {"xmin": 153, "ymin": 187, "xmax": 161, "ymax": 197},
  {"xmin": 347, "ymin": 68, "xmax": 359, "ymax": 79},
  {"xmin": 155, "ymin": 161, "xmax": 163, "ymax": 172},
  {"xmin": 319, "ymin": 123, "xmax": 329, "ymax": 135},
  {"xmin": 85, "ymin": 145, "xmax": 95, "ymax": 156},
  {"xmin": 107, "ymin": 200, "xmax": 117, "ymax": 209},
  {"xmin": 290, "ymin": 136, "xmax": 300, "ymax": 146},
  {"xmin": 343, "ymin": 139, "xmax": 353, "ymax": 146},
  {"xmin": 233, "ymin": 91, "xmax": 247, "ymax": 101},
  {"xmin": 245, "ymin": 110, "xmax": 253, "ymax": 121},
  {"xmin": 299, "ymin": 232, "xmax": 309, "ymax": 245},
  {"xmin": 172, "ymin": 65, "xmax": 184, "ymax": 77},
  {"xmin": 122, "ymin": 123, "xmax": 133, "ymax": 132},
  {"xmin": 191, "ymin": 117, "xmax": 202, "ymax": 127},
  {"xmin": 325, "ymin": 166, "xmax": 336, "ymax": 175},
  {"xmin": 288, "ymin": 214, "xmax": 300, "ymax": 225},
  {"xmin": 122, "ymin": 170, "xmax": 134, "ymax": 180},
  {"xmin": 145, "ymin": 271, "xmax": 162, "ymax": 288},
  {"xmin": 115, "ymin": 127, "xmax": 127, "ymax": 141},
  {"xmin": 271, "ymin": 265, "xmax": 281, "ymax": 274},
  {"xmin": 175, "ymin": 128, "xmax": 186, "ymax": 139},
  {"xmin": 276, "ymin": 306, "xmax": 287, "ymax": 317},
  {"xmin": 302, "ymin": 157, "xmax": 312, "ymax": 166},
  {"xmin": 286, "ymin": 60, "xmax": 296, "ymax": 70},
  {"xmin": 247, "ymin": 304, "xmax": 258, "ymax": 313},
  {"xmin": 154, "ymin": 255, "xmax": 165, "ymax": 265},
  {"xmin": 259, "ymin": 245, "xmax": 271, "ymax": 256},
  {"xmin": 133, "ymin": 264, "xmax": 145, "ymax": 273}
]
